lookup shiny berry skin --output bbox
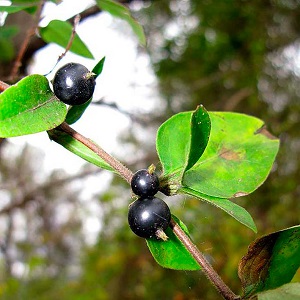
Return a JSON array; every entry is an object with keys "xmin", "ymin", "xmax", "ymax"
[
  {"xmin": 128, "ymin": 197, "xmax": 171, "ymax": 239},
  {"xmin": 131, "ymin": 169, "xmax": 159, "ymax": 197},
  {"xmin": 53, "ymin": 62, "xmax": 96, "ymax": 105}
]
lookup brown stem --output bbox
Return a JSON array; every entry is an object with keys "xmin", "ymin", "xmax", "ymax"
[
  {"xmin": 0, "ymin": 80, "xmax": 10, "ymax": 92},
  {"xmin": 58, "ymin": 122, "xmax": 134, "ymax": 183},
  {"xmin": 10, "ymin": 1, "xmax": 46, "ymax": 81},
  {"xmin": 59, "ymin": 14, "xmax": 81, "ymax": 61},
  {"xmin": 170, "ymin": 218, "xmax": 240, "ymax": 300}
]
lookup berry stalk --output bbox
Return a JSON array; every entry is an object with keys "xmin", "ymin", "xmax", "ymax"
[
  {"xmin": 0, "ymin": 80, "xmax": 10, "ymax": 91},
  {"xmin": 58, "ymin": 122, "xmax": 239, "ymax": 299},
  {"xmin": 58, "ymin": 122, "xmax": 134, "ymax": 183}
]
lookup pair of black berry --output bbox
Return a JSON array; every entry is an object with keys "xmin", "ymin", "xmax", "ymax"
[
  {"xmin": 52, "ymin": 62, "xmax": 96, "ymax": 105},
  {"xmin": 128, "ymin": 169, "xmax": 171, "ymax": 239}
]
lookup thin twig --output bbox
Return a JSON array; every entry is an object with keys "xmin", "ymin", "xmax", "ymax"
[
  {"xmin": 44, "ymin": 14, "xmax": 81, "ymax": 76},
  {"xmin": 59, "ymin": 14, "xmax": 81, "ymax": 61},
  {"xmin": 10, "ymin": 1, "xmax": 46, "ymax": 81},
  {"xmin": 0, "ymin": 80, "xmax": 10, "ymax": 92},
  {"xmin": 58, "ymin": 122, "xmax": 134, "ymax": 183},
  {"xmin": 170, "ymin": 218, "xmax": 240, "ymax": 300}
]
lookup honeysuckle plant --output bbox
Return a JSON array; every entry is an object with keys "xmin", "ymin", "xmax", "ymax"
[{"xmin": 0, "ymin": 1, "xmax": 299, "ymax": 299}]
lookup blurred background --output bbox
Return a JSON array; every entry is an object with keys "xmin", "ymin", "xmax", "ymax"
[{"xmin": 0, "ymin": 0, "xmax": 299, "ymax": 299}]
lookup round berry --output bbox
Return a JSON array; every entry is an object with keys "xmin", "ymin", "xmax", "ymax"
[
  {"xmin": 52, "ymin": 62, "xmax": 96, "ymax": 105},
  {"xmin": 128, "ymin": 197, "xmax": 171, "ymax": 239},
  {"xmin": 131, "ymin": 169, "xmax": 159, "ymax": 197}
]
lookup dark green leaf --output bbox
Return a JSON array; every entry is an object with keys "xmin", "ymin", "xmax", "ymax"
[
  {"xmin": 0, "ymin": 39, "xmax": 15, "ymax": 62},
  {"xmin": 157, "ymin": 111, "xmax": 191, "ymax": 177},
  {"xmin": 185, "ymin": 105, "xmax": 211, "ymax": 172},
  {"xmin": 0, "ymin": 3, "xmax": 37, "ymax": 14},
  {"xmin": 65, "ymin": 99, "xmax": 92, "ymax": 125},
  {"xmin": 146, "ymin": 215, "xmax": 200, "ymax": 270},
  {"xmin": 48, "ymin": 127, "xmax": 114, "ymax": 172},
  {"xmin": 0, "ymin": 75, "xmax": 67, "ymax": 137},
  {"xmin": 92, "ymin": 56, "xmax": 106, "ymax": 78},
  {"xmin": 157, "ymin": 106, "xmax": 211, "ymax": 178},
  {"xmin": 39, "ymin": 20, "xmax": 94, "ymax": 59},
  {"xmin": 238, "ymin": 225, "xmax": 300, "ymax": 298},
  {"xmin": 0, "ymin": 26, "xmax": 19, "ymax": 39},
  {"xmin": 96, "ymin": 0, "xmax": 146, "ymax": 46},
  {"xmin": 156, "ymin": 108, "xmax": 278, "ymax": 229},
  {"xmin": 183, "ymin": 112, "xmax": 280, "ymax": 198},
  {"xmin": 180, "ymin": 187, "xmax": 257, "ymax": 232},
  {"xmin": 0, "ymin": 26, "xmax": 19, "ymax": 62},
  {"xmin": 256, "ymin": 283, "xmax": 300, "ymax": 300}
]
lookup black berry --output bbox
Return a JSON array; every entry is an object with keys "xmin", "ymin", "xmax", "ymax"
[
  {"xmin": 128, "ymin": 197, "xmax": 171, "ymax": 239},
  {"xmin": 52, "ymin": 62, "xmax": 96, "ymax": 105},
  {"xmin": 131, "ymin": 169, "xmax": 159, "ymax": 197}
]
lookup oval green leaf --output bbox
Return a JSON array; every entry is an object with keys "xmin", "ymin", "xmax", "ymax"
[
  {"xmin": 238, "ymin": 225, "xmax": 300, "ymax": 298},
  {"xmin": 180, "ymin": 187, "xmax": 257, "ymax": 232},
  {"xmin": 39, "ymin": 20, "xmax": 94, "ymax": 59},
  {"xmin": 0, "ymin": 4, "xmax": 37, "ymax": 14},
  {"xmin": 92, "ymin": 56, "xmax": 106, "ymax": 78},
  {"xmin": 0, "ymin": 75, "xmax": 67, "ymax": 137},
  {"xmin": 183, "ymin": 112, "xmax": 280, "ymax": 198},
  {"xmin": 146, "ymin": 215, "xmax": 200, "ymax": 270},
  {"xmin": 96, "ymin": 0, "xmax": 146, "ymax": 46},
  {"xmin": 65, "ymin": 99, "xmax": 92, "ymax": 125},
  {"xmin": 48, "ymin": 127, "xmax": 114, "ymax": 172},
  {"xmin": 157, "ymin": 105, "xmax": 211, "ymax": 178}
]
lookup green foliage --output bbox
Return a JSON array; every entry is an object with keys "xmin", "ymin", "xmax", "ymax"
[
  {"xmin": 183, "ymin": 112, "xmax": 279, "ymax": 198},
  {"xmin": 157, "ymin": 108, "xmax": 279, "ymax": 231},
  {"xmin": 0, "ymin": 74, "xmax": 67, "ymax": 137},
  {"xmin": 147, "ymin": 215, "xmax": 200, "ymax": 270},
  {"xmin": 180, "ymin": 189, "xmax": 257, "ymax": 233},
  {"xmin": 39, "ymin": 20, "xmax": 94, "ymax": 59},
  {"xmin": 157, "ymin": 105, "xmax": 210, "ymax": 177},
  {"xmin": 0, "ymin": 1, "xmax": 299, "ymax": 299},
  {"xmin": 239, "ymin": 225, "xmax": 300, "ymax": 298},
  {"xmin": 96, "ymin": 0, "xmax": 146, "ymax": 46},
  {"xmin": 0, "ymin": 26, "xmax": 18, "ymax": 62},
  {"xmin": 0, "ymin": 3, "xmax": 37, "ymax": 14},
  {"xmin": 48, "ymin": 127, "xmax": 114, "ymax": 173}
]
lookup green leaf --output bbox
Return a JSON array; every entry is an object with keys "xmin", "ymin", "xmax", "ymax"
[
  {"xmin": 185, "ymin": 105, "xmax": 211, "ymax": 172},
  {"xmin": 48, "ymin": 128, "xmax": 114, "ymax": 172},
  {"xmin": 92, "ymin": 56, "xmax": 106, "ymax": 78},
  {"xmin": 156, "ymin": 107, "xmax": 278, "ymax": 229},
  {"xmin": 0, "ymin": 3, "xmax": 37, "ymax": 14},
  {"xmin": 180, "ymin": 187, "xmax": 257, "ymax": 232},
  {"xmin": 146, "ymin": 215, "xmax": 200, "ymax": 270},
  {"xmin": 183, "ymin": 112, "xmax": 280, "ymax": 198},
  {"xmin": 0, "ymin": 26, "xmax": 19, "ymax": 62},
  {"xmin": 238, "ymin": 225, "xmax": 300, "ymax": 298},
  {"xmin": 0, "ymin": 75, "xmax": 67, "ymax": 137},
  {"xmin": 96, "ymin": 0, "xmax": 146, "ymax": 46},
  {"xmin": 0, "ymin": 26, "xmax": 19, "ymax": 39},
  {"xmin": 39, "ymin": 20, "xmax": 94, "ymax": 59},
  {"xmin": 256, "ymin": 283, "xmax": 300, "ymax": 300},
  {"xmin": 65, "ymin": 99, "xmax": 92, "ymax": 125},
  {"xmin": 157, "ymin": 105, "xmax": 211, "ymax": 178},
  {"xmin": 0, "ymin": 39, "xmax": 15, "ymax": 62}
]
